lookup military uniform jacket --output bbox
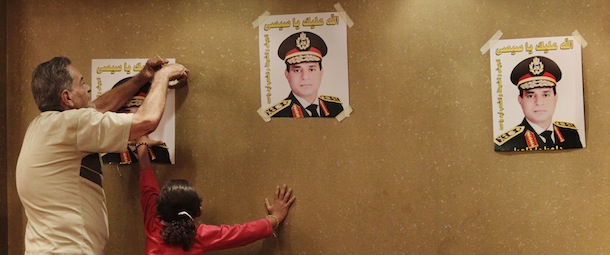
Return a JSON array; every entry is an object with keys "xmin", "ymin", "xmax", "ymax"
[
  {"xmin": 266, "ymin": 92, "xmax": 344, "ymax": 118},
  {"xmin": 494, "ymin": 118, "xmax": 583, "ymax": 152},
  {"xmin": 101, "ymin": 144, "xmax": 172, "ymax": 165}
]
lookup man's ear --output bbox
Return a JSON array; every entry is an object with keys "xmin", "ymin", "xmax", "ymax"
[
  {"xmin": 284, "ymin": 69, "xmax": 289, "ymax": 79},
  {"xmin": 60, "ymin": 89, "xmax": 75, "ymax": 108}
]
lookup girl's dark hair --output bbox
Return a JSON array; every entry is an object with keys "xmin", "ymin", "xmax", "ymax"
[{"xmin": 157, "ymin": 179, "xmax": 202, "ymax": 251}]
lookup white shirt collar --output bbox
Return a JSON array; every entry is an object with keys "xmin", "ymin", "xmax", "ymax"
[
  {"xmin": 293, "ymin": 94, "xmax": 319, "ymax": 115},
  {"xmin": 525, "ymin": 119, "xmax": 554, "ymax": 141}
]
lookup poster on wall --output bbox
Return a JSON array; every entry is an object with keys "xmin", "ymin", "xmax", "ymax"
[
  {"xmin": 92, "ymin": 58, "xmax": 176, "ymax": 164},
  {"xmin": 490, "ymin": 36, "xmax": 585, "ymax": 152},
  {"xmin": 258, "ymin": 12, "xmax": 350, "ymax": 119}
]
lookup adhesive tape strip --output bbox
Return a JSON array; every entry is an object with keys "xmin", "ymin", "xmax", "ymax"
[
  {"xmin": 335, "ymin": 105, "xmax": 353, "ymax": 122},
  {"xmin": 334, "ymin": 3, "xmax": 354, "ymax": 28},
  {"xmin": 252, "ymin": 10, "xmax": 271, "ymax": 29},
  {"xmin": 480, "ymin": 30, "xmax": 503, "ymax": 54},
  {"xmin": 572, "ymin": 30, "xmax": 588, "ymax": 48},
  {"xmin": 257, "ymin": 107, "xmax": 272, "ymax": 122}
]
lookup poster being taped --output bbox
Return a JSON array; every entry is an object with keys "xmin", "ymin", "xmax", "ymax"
[{"xmin": 92, "ymin": 58, "xmax": 176, "ymax": 164}]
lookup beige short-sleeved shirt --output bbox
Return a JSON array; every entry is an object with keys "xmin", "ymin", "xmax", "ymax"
[{"xmin": 16, "ymin": 108, "xmax": 132, "ymax": 255}]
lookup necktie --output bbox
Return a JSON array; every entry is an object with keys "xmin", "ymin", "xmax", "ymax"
[
  {"xmin": 306, "ymin": 104, "xmax": 319, "ymax": 117},
  {"xmin": 540, "ymin": 130, "xmax": 554, "ymax": 146}
]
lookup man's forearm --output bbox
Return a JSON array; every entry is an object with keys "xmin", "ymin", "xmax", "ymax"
[
  {"xmin": 93, "ymin": 74, "xmax": 149, "ymax": 112},
  {"xmin": 129, "ymin": 73, "xmax": 169, "ymax": 140},
  {"xmin": 128, "ymin": 63, "xmax": 187, "ymax": 140}
]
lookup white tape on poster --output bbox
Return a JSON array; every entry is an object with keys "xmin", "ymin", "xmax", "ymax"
[
  {"xmin": 252, "ymin": 10, "xmax": 271, "ymax": 29},
  {"xmin": 480, "ymin": 30, "xmax": 503, "ymax": 54},
  {"xmin": 334, "ymin": 3, "xmax": 354, "ymax": 28},
  {"xmin": 572, "ymin": 30, "xmax": 588, "ymax": 48}
]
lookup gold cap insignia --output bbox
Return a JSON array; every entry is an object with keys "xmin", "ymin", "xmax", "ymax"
[
  {"xmin": 296, "ymin": 32, "xmax": 310, "ymax": 50},
  {"xmin": 528, "ymin": 57, "xmax": 544, "ymax": 75}
]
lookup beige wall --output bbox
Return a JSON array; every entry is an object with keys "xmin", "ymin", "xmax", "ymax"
[{"xmin": 5, "ymin": 0, "xmax": 610, "ymax": 254}]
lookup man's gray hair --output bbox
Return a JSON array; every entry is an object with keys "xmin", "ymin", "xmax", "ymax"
[{"xmin": 31, "ymin": 56, "xmax": 73, "ymax": 112}]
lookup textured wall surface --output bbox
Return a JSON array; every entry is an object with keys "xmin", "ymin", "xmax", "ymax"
[
  {"xmin": 4, "ymin": 1, "xmax": 610, "ymax": 254},
  {"xmin": 1, "ymin": 0, "xmax": 7, "ymax": 254}
]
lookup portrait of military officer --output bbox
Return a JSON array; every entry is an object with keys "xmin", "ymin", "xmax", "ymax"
[
  {"xmin": 494, "ymin": 56, "xmax": 583, "ymax": 151},
  {"xmin": 101, "ymin": 77, "xmax": 172, "ymax": 164},
  {"xmin": 265, "ymin": 31, "xmax": 344, "ymax": 118}
]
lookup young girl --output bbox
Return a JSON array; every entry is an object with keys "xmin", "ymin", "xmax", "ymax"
[{"xmin": 136, "ymin": 136, "xmax": 296, "ymax": 254}]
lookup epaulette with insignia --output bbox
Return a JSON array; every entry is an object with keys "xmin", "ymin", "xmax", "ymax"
[
  {"xmin": 494, "ymin": 126, "xmax": 525, "ymax": 146},
  {"xmin": 554, "ymin": 121, "xmax": 578, "ymax": 130},
  {"xmin": 264, "ymin": 99, "xmax": 291, "ymax": 117},
  {"xmin": 524, "ymin": 130, "xmax": 538, "ymax": 148},
  {"xmin": 291, "ymin": 104, "xmax": 304, "ymax": 118},
  {"xmin": 319, "ymin": 95, "xmax": 341, "ymax": 103}
]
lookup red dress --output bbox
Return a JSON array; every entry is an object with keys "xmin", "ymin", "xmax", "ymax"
[{"xmin": 140, "ymin": 168, "xmax": 273, "ymax": 254}]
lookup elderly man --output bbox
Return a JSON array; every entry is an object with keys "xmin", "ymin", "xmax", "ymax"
[{"xmin": 15, "ymin": 56, "xmax": 188, "ymax": 254}]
